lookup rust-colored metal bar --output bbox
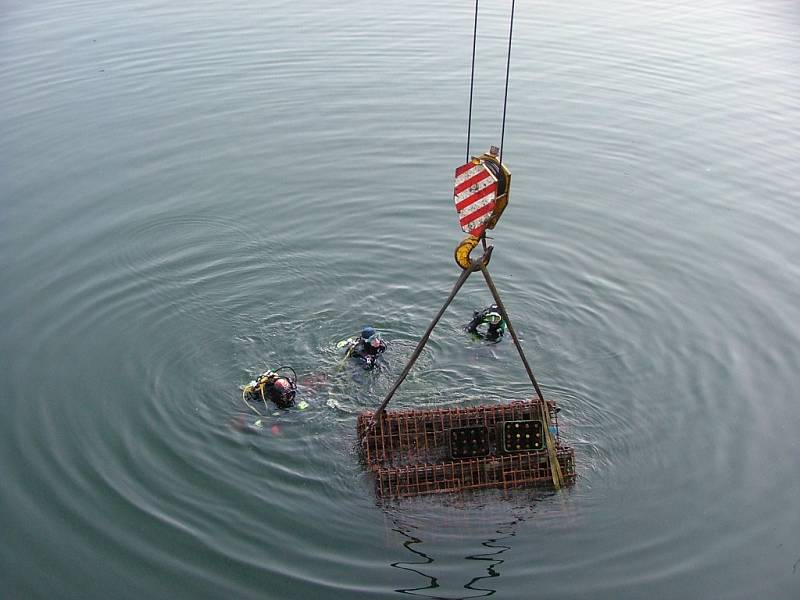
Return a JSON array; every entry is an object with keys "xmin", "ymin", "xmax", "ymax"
[
  {"xmin": 368, "ymin": 250, "xmax": 491, "ymax": 429},
  {"xmin": 371, "ymin": 449, "xmax": 575, "ymax": 497},
  {"xmin": 477, "ymin": 263, "xmax": 563, "ymax": 489},
  {"xmin": 477, "ymin": 263, "xmax": 544, "ymax": 402}
]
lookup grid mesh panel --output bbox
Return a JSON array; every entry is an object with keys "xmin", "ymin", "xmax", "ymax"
[
  {"xmin": 357, "ymin": 399, "xmax": 576, "ymax": 497},
  {"xmin": 372, "ymin": 449, "xmax": 575, "ymax": 498}
]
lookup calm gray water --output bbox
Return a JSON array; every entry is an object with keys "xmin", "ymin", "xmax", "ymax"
[{"xmin": 2, "ymin": 0, "xmax": 799, "ymax": 598}]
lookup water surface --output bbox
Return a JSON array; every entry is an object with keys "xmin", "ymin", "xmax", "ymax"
[{"xmin": 2, "ymin": 1, "xmax": 799, "ymax": 598}]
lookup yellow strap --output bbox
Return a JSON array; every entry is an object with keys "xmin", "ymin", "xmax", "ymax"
[{"xmin": 540, "ymin": 400, "xmax": 564, "ymax": 489}]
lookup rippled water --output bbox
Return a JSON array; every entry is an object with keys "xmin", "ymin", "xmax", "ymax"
[{"xmin": 2, "ymin": 0, "xmax": 799, "ymax": 598}]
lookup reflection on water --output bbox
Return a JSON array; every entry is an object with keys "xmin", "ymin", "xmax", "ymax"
[
  {"xmin": 391, "ymin": 522, "xmax": 516, "ymax": 599},
  {"xmin": 387, "ymin": 495, "xmax": 564, "ymax": 599},
  {"xmin": 392, "ymin": 525, "xmax": 440, "ymax": 597},
  {"xmin": 461, "ymin": 526, "xmax": 512, "ymax": 598}
]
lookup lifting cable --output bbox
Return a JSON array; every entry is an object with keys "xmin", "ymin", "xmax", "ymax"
[
  {"xmin": 499, "ymin": 0, "xmax": 516, "ymax": 166},
  {"xmin": 465, "ymin": 0, "xmax": 517, "ymax": 166},
  {"xmin": 366, "ymin": 2, "xmax": 563, "ymax": 488},
  {"xmin": 466, "ymin": 0, "xmax": 516, "ymax": 253},
  {"xmin": 465, "ymin": 0, "xmax": 479, "ymax": 163}
]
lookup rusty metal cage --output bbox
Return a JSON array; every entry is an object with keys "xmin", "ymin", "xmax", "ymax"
[{"xmin": 357, "ymin": 399, "xmax": 575, "ymax": 497}]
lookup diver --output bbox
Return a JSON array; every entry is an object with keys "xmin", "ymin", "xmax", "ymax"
[
  {"xmin": 242, "ymin": 367, "xmax": 297, "ymax": 409},
  {"xmin": 345, "ymin": 326, "xmax": 387, "ymax": 368},
  {"xmin": 466, "ymin": 304, "xmax": 506, "ymax": 342}
]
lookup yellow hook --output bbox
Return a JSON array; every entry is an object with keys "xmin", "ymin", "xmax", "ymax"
[{"xmin": 454, "ymin": 234, "xmax": 479, "ymax": 270}]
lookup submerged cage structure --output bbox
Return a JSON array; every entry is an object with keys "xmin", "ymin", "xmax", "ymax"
[{"xmin": 358, "ymin": 399, "xmax": 575, "ymax": 497}]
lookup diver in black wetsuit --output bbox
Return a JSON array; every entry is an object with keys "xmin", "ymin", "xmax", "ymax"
[
  {"xmin": 243, "ymin": 368, "xmax": 297, "ymax": 408},
  {"xmin": 466, "ymin": 304, "xmax": 506, "ymax": 342},
  {"xmin": 347, "ymin": 326, "xmax": 387, "ymax": 368}
]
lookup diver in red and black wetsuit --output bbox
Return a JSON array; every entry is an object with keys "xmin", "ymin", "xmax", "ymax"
[{"xmin": 243, "ymin": 368, "xmax": 297, "ymax": 408}]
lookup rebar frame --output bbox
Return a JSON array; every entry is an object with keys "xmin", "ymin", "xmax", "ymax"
[{"xmin": 358, "ymin": 399, "xmax": 575, "ymax": 497}]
